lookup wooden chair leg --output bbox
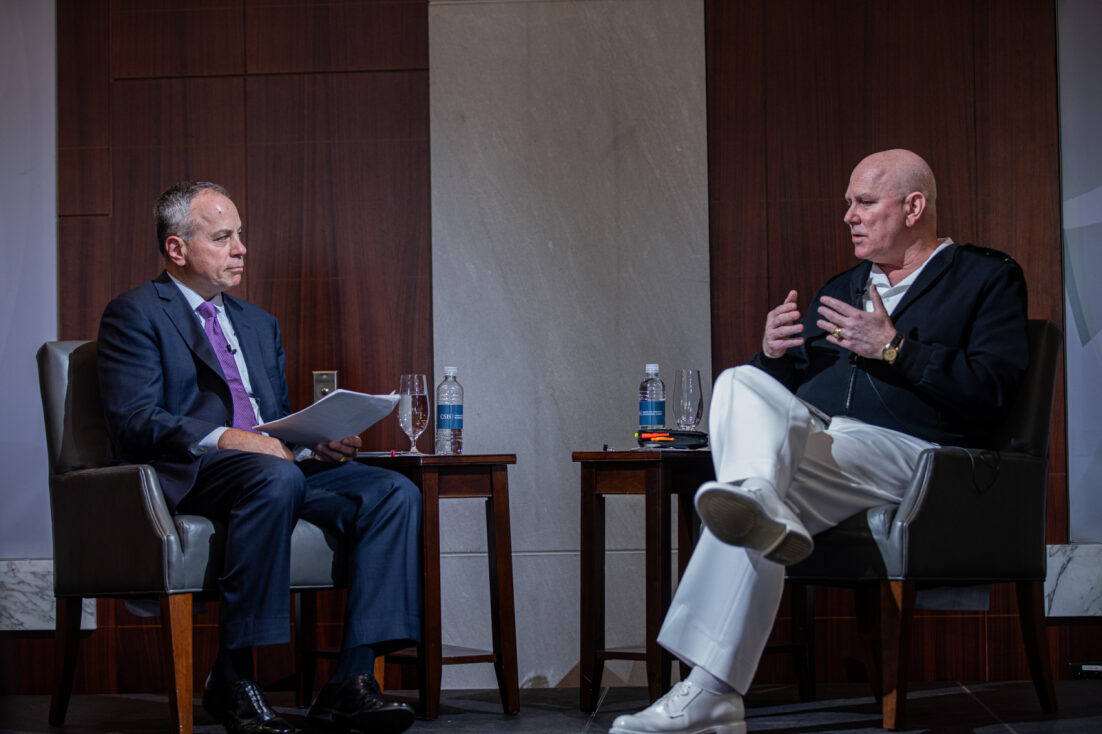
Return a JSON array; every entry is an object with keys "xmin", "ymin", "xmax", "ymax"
[
  {"xmin": 879, "ymin": 580, "xmax": 915, "ymax": 731},
  {"xmin": 1016, "ymin": 580, "xmax": 1058, "ymax": 713},
  {"xmin": 295, "ymin": 591, "xmax": 320, "ymax": 708},
  {"xmin": 160, "ymin": 594, "xmax": 194, "ymax": 734},
  {"xmin": 49, "ymin": 597, "xmax": 83, "ymax": 727},
  {"xmin": 789, "ymin": 583, "xmax": 816, "ymax": 701},
  {"xmin": 854, "ymin": 583, "xmax": 883, "ymax": 702},
  {"xmin": 373, "ymin": 656, "xmax": 387, "ymax": 687}
]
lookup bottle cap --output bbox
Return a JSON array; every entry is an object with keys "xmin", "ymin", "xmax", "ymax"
[
  {"xmin": 645, "ymin": 363, "xmax": 659, "ymax": 374},
  {"xmin": 444, "ymin": 366, "xmax": 458, "ymax": 376}
]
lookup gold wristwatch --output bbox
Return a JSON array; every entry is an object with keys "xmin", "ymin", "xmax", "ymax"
[{"xmin": 882, "ymin": 332, "xmax": 903, "ymax": 364}]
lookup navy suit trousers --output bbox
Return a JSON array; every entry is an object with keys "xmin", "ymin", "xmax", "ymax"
[{"xmin": 176, "ymin": 452, "xmax": 421, "ymax": 651}]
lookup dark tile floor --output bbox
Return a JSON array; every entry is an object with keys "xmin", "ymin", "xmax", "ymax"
[{"xmin": 1, "ymin": 681, "xmax": 1099, "ymax": 733}]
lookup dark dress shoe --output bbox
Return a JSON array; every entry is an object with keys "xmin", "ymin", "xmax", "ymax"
[
  {"xmin": 307, "ymin": 672, "xmax": 415, "ymax": 734},
  {"xmin": 202, "ymin": 678, "xmax": 301, "ymax": 734}
]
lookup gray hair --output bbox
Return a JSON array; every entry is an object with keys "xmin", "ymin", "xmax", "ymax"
[
  {"xmin": 895, "ymin": 159, "xmax": 937, "ymax": 221},
  {"xmin": 155, "ymin": 181, "xmax": 230, "ymax": 256}
]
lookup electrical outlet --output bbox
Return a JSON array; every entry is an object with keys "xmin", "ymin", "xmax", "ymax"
[
  {"xmin": 312, "ymin": 371, "xmax": 337, "ymax": 403},
  {"xmin": 1070, "ymin": 662, "xmax": 1102, "ymax": 679}
]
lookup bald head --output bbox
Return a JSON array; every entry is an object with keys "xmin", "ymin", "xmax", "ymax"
[
  {"xmin": 844, "ymin": 149, "xmax": 942, "ymax": 272},
  {"xmin": 853, "ymin": 149, "xmax": 937, "ymax": 225}
]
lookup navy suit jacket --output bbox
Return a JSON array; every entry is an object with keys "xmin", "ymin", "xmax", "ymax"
[
  {"xmin": 98, "ymin": 271, "xmax": 292, "ymax": 508},
  {"xmin": 750, "ymin": 243, "xmax": 1030, "ymax": 448}
]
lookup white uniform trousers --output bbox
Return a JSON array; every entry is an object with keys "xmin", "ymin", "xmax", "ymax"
[{"xmin": 656, "ymin": 365, "xmax": 937, "ymax": 693}]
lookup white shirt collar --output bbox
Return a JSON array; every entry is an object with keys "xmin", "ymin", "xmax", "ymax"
[
  {"xmin": 865, "ymin": 238, "xmax": 953, "ymax": 314},
  {"xmin": 167, "ymin": 272, "xmax": 226, "ymax": 315}
]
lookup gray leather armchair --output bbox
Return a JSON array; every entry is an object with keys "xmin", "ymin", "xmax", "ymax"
[
  {"xmin": 785, "ymin": 319, "xmax": 1062, "ymax": 729},
  {"xmin": 38, "ymin": 340, "xmax": 345, "ymax": 734}
]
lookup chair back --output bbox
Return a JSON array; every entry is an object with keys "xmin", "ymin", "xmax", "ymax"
[
  {"xmin": 36, "ymin": 340, "xmax": 109, "ymax": 475},
  {"xmin": 992, "ymin": 319, "xmax": 1062, "ymax": 457}
]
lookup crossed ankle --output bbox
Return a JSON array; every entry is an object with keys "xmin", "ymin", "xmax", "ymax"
[{"xmin": 687, "ymin": 666, "xmax": 736, "ymax": 694}]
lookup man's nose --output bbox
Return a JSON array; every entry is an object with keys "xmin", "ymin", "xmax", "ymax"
[
  {"xmin": 231, "ymin": 235, "xmax": 246, "ymax": 256},
  {"xmin": 843, "ymin": 205, "xmax": 858, "ymax": 224}
]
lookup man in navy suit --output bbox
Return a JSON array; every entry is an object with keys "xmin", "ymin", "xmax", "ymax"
[
  {"xmin": 98, "ymin": 182, "xmax": 420, "ymax": 734},
  {"xmin": 612, "ymin": 150, "xmax": 1030, "ymax": 734}
]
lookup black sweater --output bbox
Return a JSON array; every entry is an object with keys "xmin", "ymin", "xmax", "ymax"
[{"xmin": 750, "ymin": 243, "xmax": 1029, "ymax": 448}]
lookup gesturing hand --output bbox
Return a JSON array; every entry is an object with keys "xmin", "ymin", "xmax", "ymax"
[
  {"xmin": 762, "ymin": 290, "xmax": 805, "ymax": 359},
  {"xmin": 816, "ymin": 284, "xmax": 898, "ymax": 360}
]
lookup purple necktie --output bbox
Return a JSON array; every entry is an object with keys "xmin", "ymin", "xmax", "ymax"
[{"xmin": 196, "ymin": 301, "xmax": 259, "ymax": 432}]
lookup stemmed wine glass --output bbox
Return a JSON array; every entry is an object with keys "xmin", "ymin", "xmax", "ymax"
[
  {"xmin": 673, "ymin": 369, "xmax": 703, "ymax": 431},
  {"xmin": 398, "ymin": 374, "xmax": 429, "ymax": 454}
]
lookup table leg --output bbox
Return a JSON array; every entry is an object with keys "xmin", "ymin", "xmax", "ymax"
[
  {"xmin": 646, "ymin": 466, "xmax": 673, "ymax": 702},
  {"xmin": 675, "ymin": 485, "xmax": 698, "ymax": 681},
  {"xmin": 419, "ymin": 469, "xmax": 443, "ymax": 720},
  {"xmin": 579, "ymin": 463, "xmax": 606, "ymax": 712},
  {"xmin": 486, "ymin": 465, "xmax": 520, "ymax": 714},
  {"xmin": 675, "ymin": 487, "xmax": 698, "ymax": 579}
]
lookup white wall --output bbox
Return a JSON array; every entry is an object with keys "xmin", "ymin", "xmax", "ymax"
[
  {"xmin": 430, "ymin": 0, "xmax": 709, "ymax": 687},
  {"xmin": 0, "ymin": 0, "xmax": 58, "ymax": 628}
]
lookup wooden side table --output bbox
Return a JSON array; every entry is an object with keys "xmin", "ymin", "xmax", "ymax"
[
  {"xmin": 573, "ymin": 449, "xmax": 714, "ymax": 712},
  {"xmin": 353, "ymin": 453, "xmax": 520, "ymax": 719}
]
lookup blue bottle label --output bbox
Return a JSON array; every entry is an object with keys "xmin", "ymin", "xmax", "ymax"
[
  {"xmin": 639, "ymin": 400, "xmax": 665, "ymax": 427},
  {"xmin": 437, "ymin": 404, "xmax": 463, "ymax": 430}
]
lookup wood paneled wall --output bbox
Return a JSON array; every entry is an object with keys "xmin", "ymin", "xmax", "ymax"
[
  {"xmin": 0, "ymin": 0, "xmax": 429, "ymax": 696},
  {"xmin": 706, "ymin": 0, "xmax": 1101, "ymax": 685},
  {"xmin": 56, "ymin": 0, "xmax": 431, "ymax": 430}
]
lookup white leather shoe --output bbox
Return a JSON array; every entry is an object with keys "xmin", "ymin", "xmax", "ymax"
[
  {"xmin": 694, "ymin": 480, "xmax": 813, "ymax": 565},
  {"xmin": 609, "ymin": 680, "xmax": 745, "ymax": 734}
]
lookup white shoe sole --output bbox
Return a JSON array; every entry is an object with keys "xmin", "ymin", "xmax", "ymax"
[
  {"xmin": 609, "ymin": 723, "xmax": 746, "ymax": 734},
  {"xmin": 696, "ymin": 486, "xmax": 813, "ymax": 565}
]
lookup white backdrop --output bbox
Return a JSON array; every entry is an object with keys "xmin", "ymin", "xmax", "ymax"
[
  {"xmin": 0, "ymin": 1, "xmax": 57, "ymax": 562},
  {"xmin": 1060, "ymin": 0, "xmax": 1102, "ymax": 543},
  {"xmin": 0, "ymin": 0, "xmax": 58, "ymax": 631}
]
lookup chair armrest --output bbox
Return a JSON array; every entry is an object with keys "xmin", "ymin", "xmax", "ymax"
[
  {"xmin": 49, "ymin": 464, "xmax": 187, "ymax": 596},
  {"xmin": 873, "ymin": 447, "xmax": 1048, "ymax": 581}
]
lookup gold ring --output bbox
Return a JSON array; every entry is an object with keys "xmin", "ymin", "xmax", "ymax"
[{"xmin": 832, "ymin": 327, "xmax": 843, "ymax": 340}]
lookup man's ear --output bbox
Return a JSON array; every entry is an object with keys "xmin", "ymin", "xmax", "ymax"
[
  {"xmin": 164, "ymin": 235, "xmax": 187, "ymax": 267},
  {"xmin": 903, "ymin": 192, "xmax": 926, "ymax": 227}
]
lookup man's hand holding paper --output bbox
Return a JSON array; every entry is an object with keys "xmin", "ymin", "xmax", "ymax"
[{"xmin": 254, "ymin": 389, "xmax": 400, "ymax": 446}]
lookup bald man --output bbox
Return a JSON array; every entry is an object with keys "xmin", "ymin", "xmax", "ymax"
[{"xmin": 611, "ymin": 150, "xmax": 1029, "ymax": 734}]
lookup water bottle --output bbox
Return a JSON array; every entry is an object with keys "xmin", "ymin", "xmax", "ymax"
[
  {"xmin": 435, "ymin": 366, "xmax": 464, "ymax": 454},
  {"xmin": 638, "ymin": 363, "xmax": 666, "ymax": 429}
]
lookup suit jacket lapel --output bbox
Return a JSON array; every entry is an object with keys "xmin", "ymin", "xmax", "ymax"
[
  {"xmin": 153, "ymin": 273, "xmax": 224, "ymax": 378},
  {"xmin": 889, "ymin": 243, "xmax": 957, "ymax": 321},
  {"xmin": 847, "ymin": 262, "xmax": 873, "ymax": 308}
]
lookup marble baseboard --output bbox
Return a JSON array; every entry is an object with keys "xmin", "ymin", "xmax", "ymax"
[
  {"xmin": 1046, "ymin": 544, "xmax": 1102, "ymax": 617},
  {"xmin": 0, "ymin": 560, "xmax": 95, "ymax": 630}
]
